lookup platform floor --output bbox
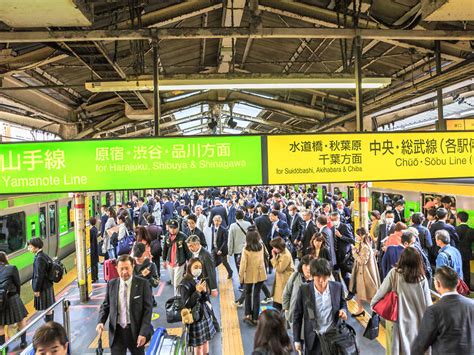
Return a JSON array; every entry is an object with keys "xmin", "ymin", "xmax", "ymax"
[{"xmin": 8, "ymin": 251, "xmax": 385, "ymax": 355}]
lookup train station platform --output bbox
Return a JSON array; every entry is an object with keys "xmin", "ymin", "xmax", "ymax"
[{"xmin": 11, "ymin": 253, "xmax": 386, "ymax": 355}]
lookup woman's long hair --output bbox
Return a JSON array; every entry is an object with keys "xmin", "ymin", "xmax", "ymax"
[
  {"xmin": 183, "ymin": 257, "xmax": 202, "ymax": 281},
  {"xmin": 395, "ymin": 247, "xmax": 425, "ymax": 283},
  {"xmin": 254, "ymin": 310, "xmax": 292, "ymax": 355},
  {"xmin": 135, "ymin": 226, "xmax": 151, "ymax": 245},
  {"xmin": 245, "ymin": 228, "xmax": 263, "ymax": 252}
]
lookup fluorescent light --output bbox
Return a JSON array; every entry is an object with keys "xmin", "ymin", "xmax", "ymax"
[{"xmin": 85, "ymin": 77, "xmax": 391, "ymax": 92}]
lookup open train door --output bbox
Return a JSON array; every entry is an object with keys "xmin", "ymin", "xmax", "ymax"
[{"xmin": 39, "ymin": 202, "xmax": 59, "ymax": 257}]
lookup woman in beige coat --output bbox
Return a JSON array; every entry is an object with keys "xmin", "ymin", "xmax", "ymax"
[
  {"xmin": 239, "ymin": 229, "xmax": 267, "ymax": 325},
  {"xmin": 349, "ymin": 227, "xmax": 380, "ymax": 317},
  {"xmin": 270, "ymin": 237, "xmax": 295, "ymax": 311}
]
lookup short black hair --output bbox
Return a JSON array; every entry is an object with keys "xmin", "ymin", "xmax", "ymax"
[
  {"xmin": 270, "ymin": 210, "xmax": 280, "ymax": 218},
  {"xmin": 133, "ymin": 242, "xmax": 145, "ymax": 258},
  {"xmin": 436, "ymin": 208, "xmax": 448, "ymax": 219},
  {"xmin": 385, "ymin": 210, "xmax": 394, "ymax": 216},
  {"xmin": 394, "ymin": 200, "xmax": 405, "ymax": 207},
  {"xmin": 401, "ymin": 231, "xmax": 414, "ymax": 244},
  {"xmin": 236, "ymin": 210, "xmax": 245, "ymax": 220},
  {"xmin": 33, "ymin": 321, "xmax": 68, "ymax": 350},
  {"xmin": 117, "ymin": 254, "xmax": 135, "ymax": 266},
  {"xmin": 316, "ymin": 216, "xmax": 328, "ymax": 226},
  {"xmin": 146, "ymin": 214, "xmax": 155, "ymax": 224},
  {"xmin": 435, "ymin": 266, "xmax": 459, "ymax": 290},
  {"xmin": 28, "ymin": 237, "xmax": 43, "ymax": 249},
  {"xmin": 187, "ymin": 214, "xmax": 197, "ymax": 223},
  {"xmin": 138, "ymin": 197, "xmax": 145, "ymax": 203},
  {"xmin": 411, "ymin": 212, "xmax": 424, "ymax": 225},
  {"xmin": 309, "ymin": 258, "xmax": 332, "ymax": 277},
  {"xmin": 89, "ymin": 217, "xmax": 97, "ymax": 226},
  {"xmin": 260, "ymin": 205, "xmax": 269, "ymax": 214},
  {"xmin": 440, "ymin": 196, "xmax": 452, "ymax": 204},
  {"xmin": 297, "ymin": 254, "xmax": 314, "ymax": 273},
  {"xmin": 457, "ymin": 211, "xmax": 469, "ymax": 223},
  {"xmin": 272, "ymin": 202, "xmax": 281, "ymax": 211},
  {"xmin": 182, "ymin": 206, "xmax": 191, "ymax": 215}
]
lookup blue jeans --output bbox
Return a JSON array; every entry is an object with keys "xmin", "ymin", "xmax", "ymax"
[{"xmin": 108, "ymin": 248, "xmax": 116, "ymax": 259}]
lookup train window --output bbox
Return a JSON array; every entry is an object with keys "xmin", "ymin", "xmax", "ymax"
[
  {"xmin": 49, "ymin": 204, "xmax": 56, "ymax": 236},
  {"xmin": 372, "ymin": 191, "xmax": 405, "ymax": 213},
  {"xmin": 0, "ymin": 212, "xmax": 27, "ymax": 253},
  {"xmin": 422, "ymin": 194, "xmax": 456, "ymax": 214},
  {"xmin": 39, "ymin": 207, "xmax": 47, "ymax": 239}
]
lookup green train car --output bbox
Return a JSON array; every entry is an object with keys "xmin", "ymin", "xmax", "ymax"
[{"xmin": 0, "ymin": 193, "xmax": 101, "ymax": 283}]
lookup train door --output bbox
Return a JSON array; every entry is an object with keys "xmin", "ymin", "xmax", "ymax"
[{"xmin": 39, "ymin": 202, "xmax": 59, "ymax": 257}]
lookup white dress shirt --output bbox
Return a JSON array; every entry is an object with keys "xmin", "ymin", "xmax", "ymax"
[{"xmin": 313, "ymin": 284, "xmax": 333, "ymax": 334}]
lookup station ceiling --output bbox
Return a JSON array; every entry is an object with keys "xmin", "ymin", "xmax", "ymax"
[{"xmin": 0, "ymin": 0, "xmax": 473, "ymax": 139}]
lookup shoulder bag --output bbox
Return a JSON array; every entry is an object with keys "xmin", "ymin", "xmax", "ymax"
[
  {"xmin": 442, "ymin": 251, "xmax": 470, "ymax": 296},
  {"xmin": 373, "ymin": 270, "xmax": 398, "ymax": 321}
]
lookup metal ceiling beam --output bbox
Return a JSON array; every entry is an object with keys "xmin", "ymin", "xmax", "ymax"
[
  {"xmin": 1, "ymin": 28, "xmax": 474, "ymax": 43},
  {"xmin": 223, "ymin": 111, "xmax": 306, "ymax": 132},
  {"xmin": 314, "ymin": 59, "xmax": 474, "ymax": 131},
  {"xmin": 258, "ymin": 3, "xmax": 465, "ymax": 61}
]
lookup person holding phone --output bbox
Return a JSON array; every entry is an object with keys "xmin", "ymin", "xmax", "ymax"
[
  {"xmin": 178, "ymin": 258, "xmax": 216, "ymax": 355},
  {"xmin": 133, "ymin": 243, "xmax": 159, "ymax": 307}
]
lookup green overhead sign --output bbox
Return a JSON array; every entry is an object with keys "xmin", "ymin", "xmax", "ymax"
[{"xmin": 0, "ymin": 136, "xmax": 263, "ymax": 194}]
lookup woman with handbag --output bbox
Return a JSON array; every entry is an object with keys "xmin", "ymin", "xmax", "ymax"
[
  {"xmin": 270, "ymin": 237, "xmax": 295, "ymax": 311},
  {"xmin": 371, "ymin": 247, "xmax": 432, "ymax": 355},
  {"xmin": 349, "ymin": 228, "xmax": 380, "ymax": 317},
  {"xmin": 178, "ymin": 257, "xmax": 216, "ymax": 355},
  {"xmin": 103, "ymin": 207, "xmax": 117, "ymax": 259}
]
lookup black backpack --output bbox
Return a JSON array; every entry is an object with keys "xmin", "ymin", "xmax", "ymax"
[
  {"xmin": 48, "ymin": 257, "xmax": 67, "ymax": 283},
  {"xmin": 0, "ymin": 266, "xmax": 11, "ymax": 311}
]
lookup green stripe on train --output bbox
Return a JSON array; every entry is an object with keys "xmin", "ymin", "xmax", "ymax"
[
  {"xmin": 10, "ymin": 231, "xmax": 75, "ymax": 271},
  {"xmin": 8, "ymin": 193, "xmax": 69, "ymax": 208}
]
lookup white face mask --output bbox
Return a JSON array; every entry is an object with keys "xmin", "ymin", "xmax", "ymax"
[
  {"xmin": 191, "ymin": 268, "xmax": 202, "ymax": 278},
  {"xmin": 386, "ymin": 218, "xmax": 394, "ymax": 224},
  {"xmin": 333, "ymin": 221, "xmax": 340, "ymax": 228}
]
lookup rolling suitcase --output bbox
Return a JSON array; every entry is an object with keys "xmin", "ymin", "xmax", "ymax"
[{"xmin": 103, "ymin": 259, "xmax": 119, "ymax": 281}]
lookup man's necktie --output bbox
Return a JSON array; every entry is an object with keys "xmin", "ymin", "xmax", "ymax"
[{"xmin": 119, "ymin": 282, "xmax": 128, "ymax": 328}]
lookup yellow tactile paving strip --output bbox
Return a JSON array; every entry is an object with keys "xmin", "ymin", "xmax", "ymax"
[
  {"xmin": 218, "ymin": 264, "xmax": 244, "ymax": 355},
  {"xmin": 347, "ymin": 299, "xmax": 386, "ymax": 349}
]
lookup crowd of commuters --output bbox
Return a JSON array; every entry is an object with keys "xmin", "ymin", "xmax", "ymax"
[{"xmin": 0, "ymin": 186, "xmax": 472, "ymax": 354}]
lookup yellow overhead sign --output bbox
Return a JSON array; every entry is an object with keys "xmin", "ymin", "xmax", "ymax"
[{"xmin": 267, "ymin": 131, "xmax": 474, "ymax": 184}]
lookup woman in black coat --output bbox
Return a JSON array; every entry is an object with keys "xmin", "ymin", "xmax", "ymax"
[
  {"xmin": 0, "ymin": 251, "xmax": 28, "ymax": 349},
  {"xmin": 28, "ymin": 237, "xmax": 55, "ymax": 322},
  {"xmin": 178, "ymin": 258, "xmax": 216, "ymax": 354}
]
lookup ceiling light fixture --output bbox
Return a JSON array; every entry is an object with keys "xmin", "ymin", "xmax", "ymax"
[
  {"xmin": 207, "ymin": 118, "xmax": 218, "ymax": 130},
  {"xmin": 85, "ymin": 77, "xmax": 391, "ymax": 93},
  {"xmin": 228, "ymin": 117, "xmax": 237, "ymax": 129}
]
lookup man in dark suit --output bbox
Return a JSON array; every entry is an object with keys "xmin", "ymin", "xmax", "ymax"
[
  {"xmin": 316, "ymin": 216, "xmax": 337, "ymax": 268},
  {"xmin": 161, "ymin": 195, "xmax": 175, "ymax": 227},
  {"xmin": 208, "ymin": 199, "xmax": 229, "ymax": 228},
  {"xmin": 293, "ymin": 258, "xmax": 348, "ymax": 355},
  {"xmin": 100, "ymin": 205, "xmax": 109, "ymax": 237},
  {"xmin": 376, "ymin": 210, "xmax": 396, "ymax": 273},
  {"xmin": 244, "ymin": 204, "xmax": 258, "ymax": 225},
  {"xmin": 456, "ymin": 211, "xmax": 474, "ymax": 289},
  {"xmin": 301, "ymin": 210, "xmax": 318, "ymax": 255},
  {"xmin": 393, "ymin": 200, "xmax": 406, "ymax": 224},
  {"xmin": 137, "ymin": 197, "xmax": 149, "ymax": 226},
  {"xmin": 412, "ymin": 266, "xmax": 474, "ymax": 355},
  {"xmin": 288, "ymin": 204, "xmax": 304, "ymax": 243},
  {"xmin": 269, "ymin": 211, "xmax": 291, "ymax": 240},
  {"xmin": 211, "ymin": 215, "xmax": 232, "ymax": 279},
  {"xmin": 254, "ymin": 205, "xmax": 273, "ymax": 272},
  {"xmin": 330, "ymin": 212, "xmax": 355, "ymax": 285},
  {"xmin": 430, "ymin": 208, "xmax": 460, "ymax": 247},
  {"xmin": 185, "ymin": 214, "xmax": 207, "ymax": 248},
  {"xmin": 97, "ymin": 255, "xmax": 152, "ymax": 355}
]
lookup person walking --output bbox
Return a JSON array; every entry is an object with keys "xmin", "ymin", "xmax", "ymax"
[
  {"xmin": 97, "ymin": 255, "xmax": 153, "ymax": 355},
  {"xmin": 89, "ymin": 217, "xmax": 99, "ymax": 283},
  {"xmin": 0, "ymin": 252, "xmax": 28, "ymax": 349},
  {"xmin": 178, "ymin": 258, "xmax": 216, "ymax": 354},
  {"xmin": 371, "ymin": 247, "xmax": 432, "ymax": 354},
  {"xmin": 228, "ymin": 210, "xmax": 251, "ymax": 273},
  {"xmin": 349, "ymin": 228, "xmax": 380, "ymax": 317},
  {"xmin": 239, "ymin": 229, "xmax": 267, "ymax": 326},
  {"xmin": 253, "ymin": 310, "xmax": 293, "ymax": 355},
  {"xmin": 412, "ymin": 266, "xmax": 474, "ymax": 354},
  {"xmin": 28, "ymin": 237, "xmax": 55, "ymax": 323},
  {"xmin": 269, "ymin": 237, "xmax": 295, "ymax": 311}
]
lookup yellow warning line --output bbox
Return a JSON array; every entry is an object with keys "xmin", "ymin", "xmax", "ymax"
[
  {"xmin": 25, "ymin": 266, "xmax": 78, "ymax": 318},
  {"xmin": 218, "ymin": 264, "xmax": 244, "ymax": 355},
  {"xmin": 347, "ymin": 300, "xmax": 386, "ymax": 349}
]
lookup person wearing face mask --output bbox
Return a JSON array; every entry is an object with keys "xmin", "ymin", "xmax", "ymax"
[
  {"xmin": 335, "ymin": 201, "xmax": 352, "ymax": 225},
  {"xmin": 282, "ymin": 255, "xmax": 314, "ymax": 337},
  {"xmin": 376, "ymin": 210, "xmax": 396, "ymax": 277},
  {"xmin": 178, "ymin": 258, "xmax": 216, "ymax": 354},
  {"xmin": 330, "ymin": 212, "xmax": 355, "ymax": 287}
]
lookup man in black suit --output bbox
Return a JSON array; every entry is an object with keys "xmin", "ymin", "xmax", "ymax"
[
  {"xmin": 430, "ymin": 208, "xmax": 460, "ymax": 247},
  {"xmin": 288, "ymin": 204, "xmax": 304, "ymax": 244},
  {"xmin": 376, "ymin": 210, "xmax": 396, "ymax": 273},
  {"xmin": 211, "ymin": 215, "xmax": 232, "ymax": 279},
  {"xmin": 301, "ymin": 210, "xmax": 318, "ymax": 255},
  {"xmin": 161, "ymin": 194, "xmax": 175, "ymax": 227},
  {"xmin": 393, "ymin": 200, "xmax": 406, "ymax": 224},
  {"xmin": 185, "ymin": 214, "xmax": 207, "ymax": 248},
  {"xmin": 208, "ymin": 199, "xmax": 229, "ymax": 229},
  {"xmin": 412, "ymin": 266, "xmax": 474, "ymax": 355},
  {"xmin": 137, "ymin": 197, "xmax": 149, "ymax": 226},
  {"xmin": 186, "ymin": 235, "xmax": 218, "ymax": 297},
  {"xmin": 456, "ymin": 211, "xmax": 474, "ymax": 289},
  {"xmin": 254, "ymin": 205, "xmax": 273, "ymax": 272},
  {"xmin": 97, "ymin": 255, "xmax": 152, "ymax": 355},
  {"xmin": 100, "ymin": 205, "xmax": 109, "ymax": 237},
  {"xmin": 316, "ymin": 216, "xmax": 337, "ymax": 268},
  {"xmin": 269, "ymin": 211, "xmax": 291, "ymax": 240},
  {"xmin": 330, "ymin": 212, "xmax": 355, "ymax": 285},
  {"xmin": 293, "ymin": 258, "xmax": 348, "ymax": 355}
]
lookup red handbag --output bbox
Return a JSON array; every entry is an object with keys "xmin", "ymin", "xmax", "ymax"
[
  {"xmin": 373, "ymin": 271, "xmax": 398, "ymax": 321},
  {"xmin": 457, "ymin": 279, "xmax": 470, "ymax": 296}
]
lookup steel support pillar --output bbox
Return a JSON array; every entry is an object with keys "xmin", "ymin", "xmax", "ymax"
[
  {"xmin": 73, "ymin": 193, "xmax": 89, "ymax": 302},
  {"xmin": 152, "ymin": 43, "xmax": 161, "ymax": 136},
  {"xmin": 435, "ymin": 40, "xmax": 446, "ymax": 131},
  {"xmin": 354, "ymin": 36, "xmax": 363, "ymax": 132}
]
